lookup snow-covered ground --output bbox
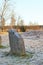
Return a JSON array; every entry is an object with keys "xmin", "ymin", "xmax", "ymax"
[
  {"xmin": 22, "ymin": 30, "xmax": 43, "ymax": 65},
  {"xmin": 0, "ymin": 30, "xmax": 43, "ymax": 65}
]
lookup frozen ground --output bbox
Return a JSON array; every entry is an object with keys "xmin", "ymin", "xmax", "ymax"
[{"xmin": 0, "ymin": 30, "xmax": 43, "ymax": 65}]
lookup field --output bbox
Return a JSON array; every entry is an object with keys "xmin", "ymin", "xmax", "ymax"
[{"xmin": 0, "ymin": 30, "xmax": 43, "ymax": 65}]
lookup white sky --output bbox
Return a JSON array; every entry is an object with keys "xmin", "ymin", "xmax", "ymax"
[{"xmin": 0, "ymin": 0, "xmax": 43, "ymax": 25}]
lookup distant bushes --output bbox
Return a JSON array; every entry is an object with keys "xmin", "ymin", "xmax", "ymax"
[{"xmin": 20, "ymin": 26, "xmax": 25, "ymax": 32}]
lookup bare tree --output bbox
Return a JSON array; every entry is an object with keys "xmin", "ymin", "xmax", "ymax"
[
  {"xmin": 29, "ymin": 21, "xmax": 38, "ymax": 26},
  {"xmin": 0, "ymin": 0, "xmax": 14, "ymax": 31},
  {"xmin": 17, "ymin": 16, "xmax": 25, "ymax": 32},
  {"xmin": 10, "ymin": 11, "xmax": 16, "ymax": 26},
  {"xmin": 17, "ymin": 16, "xmax": 24, "ymax": 26},
  {"xmin": 1, "ymin": 17, "xmax": 5, "ymax": 26}
]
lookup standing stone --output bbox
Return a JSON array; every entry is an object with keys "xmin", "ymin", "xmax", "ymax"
[{"xmin": 8, "ymin": 29, "xmax": 25, "ymax": 56}]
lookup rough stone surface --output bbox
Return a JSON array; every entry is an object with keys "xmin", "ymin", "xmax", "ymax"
[{"xmin": 8, "ymin": 29, "xmax": 25, "ymax": 55}]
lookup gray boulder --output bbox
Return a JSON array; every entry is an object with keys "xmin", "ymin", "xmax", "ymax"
[{"xmin": 8, "ymin": 29, "xmax": 25, "ymax": 56}]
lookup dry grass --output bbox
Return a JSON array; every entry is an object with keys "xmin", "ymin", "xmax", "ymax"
[{"xmin": 0, "ymin": 32, "xmax": 8, "ymax": 35}]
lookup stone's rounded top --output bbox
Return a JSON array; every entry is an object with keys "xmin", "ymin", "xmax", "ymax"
[{"xmin": 8, "ymin": 29, "xmax": 22, "ymax": 38}]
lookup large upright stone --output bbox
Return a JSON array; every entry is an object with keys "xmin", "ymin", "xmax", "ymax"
[{"xmin": 8, "ymin": 29, "xmax": 25, "ymax": 55}]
